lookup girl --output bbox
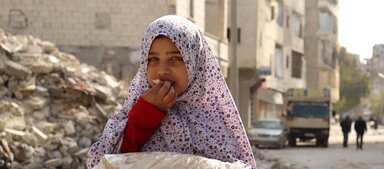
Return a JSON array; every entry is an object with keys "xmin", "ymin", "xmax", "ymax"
[{"xmin": 87, "ymin": 15, "xmax": 257, "ymax": 169}]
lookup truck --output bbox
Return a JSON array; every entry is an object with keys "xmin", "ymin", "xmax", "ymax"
[{"xmin": 283, "ymin": 88, "xmax": 331, "ymax": 147}]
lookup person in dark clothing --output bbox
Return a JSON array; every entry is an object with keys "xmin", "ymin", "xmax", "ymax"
[
  {"xmin": 354, "ymin": 116, "xmax": 367, "ymax": 150},
  {"xmin": 369, "ymin": 116, "xmax": 379, "ymax": 135},
  {"xmin": 340, "ymin": 115, "xmax": 352, "ymax": 147}
]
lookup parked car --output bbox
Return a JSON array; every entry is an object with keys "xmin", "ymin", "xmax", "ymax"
[{"xmin": 247, "ymin": 119, "xmax": 287, "ymax": 148}]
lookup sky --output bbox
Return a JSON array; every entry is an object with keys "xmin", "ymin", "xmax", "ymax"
[{"xmin": 338, "ymin": 0, "xmax": 384, "ymax": 62}]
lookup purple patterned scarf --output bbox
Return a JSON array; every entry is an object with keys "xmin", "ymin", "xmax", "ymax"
[{"xmin": 87, "ymin": 15, "xmax": 257, "ymax": 169}]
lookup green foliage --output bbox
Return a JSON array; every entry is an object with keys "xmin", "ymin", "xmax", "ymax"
[
  {"xmin": 333, "ymin": 47, "xmax": 371, "ymax": 113},
  {"xmin": 369, "ymin": 86, "xmax": 384, "ymax": 115}
]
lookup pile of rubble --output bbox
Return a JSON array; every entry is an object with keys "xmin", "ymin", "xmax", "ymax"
[{"xmin": 0, "ymin": 29, "xmax": 128, "ymax": 168}]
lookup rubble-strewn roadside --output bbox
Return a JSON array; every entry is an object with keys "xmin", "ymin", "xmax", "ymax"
[
  {"xmin": 253, "ymin": 147, "xmax": 308, "ymax": 169},
  {"xmin": 0, "ymin": 29, "xmax": 128, "ymax": 169}
]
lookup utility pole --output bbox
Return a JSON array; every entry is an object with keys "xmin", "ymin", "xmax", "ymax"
[{"xmin": 229, "ymin": 0, "xmax": 239, "ymax": 106}]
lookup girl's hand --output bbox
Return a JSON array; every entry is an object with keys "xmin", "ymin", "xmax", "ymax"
[{"xmin": 142, "ymin": 81, "xmax": 177, "ymax": 113}]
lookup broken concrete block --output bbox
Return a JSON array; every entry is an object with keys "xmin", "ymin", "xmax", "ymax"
[
  {"xmin": 0, "ymin": 119, "xmax": 6, "ymax": 131},
  {"xmin": 42, "ymin": 142, "xmax": 59, "ymax": 152},
  {"xmin": 61, "ymin": 156, "xmax": 74, "ymax": 169},
  {"xmin": 23, "ymin": 156, "xmax": 44, "ymax": 169},
  {"xmin": 36, "ymin": 85, "xmax": 48, "ymax": 92},
  {"xmin": 78, "ymin": 137, "xmax": 92, "ymax": 148},
  {"xmin": 1, "ymin": 139, "xmax": 14, "ymax": 162},
  {"xmin": 18, "ymin": 77, "xmax": 36, "ymax": 92},
  {"xmin": 44, "ymin": 158, "xmax": 62, "ymax": 168},
  {"xmin": 41, "ymin": 41, "xmax": 57, "ymax": 54},
  {"xmin": 19, "ymin": 53, "xmax": 54, "ymax": 74},
  {"xmin": 64, "ymin": 121, "xmax": 76, "ymax": 136},
  {"xmin": 74, "ymin": 148, "xmax": 89, "ymax": 156},
  {"xmin": 24, "ymin": 96, "xmax": 47, "ymax": 110},
  {"xmin": 4, "ymin": 128, "xmax": 26, "ymax": 137},
  {"xmin": 32, "ymin": 126, "xmax": 48, "ymax": 141},
  {"xmin": 50, "ymin": 150, "xmax": 62, "ymax": 159},
  {"xmin": 4, "ymin": 60, "xmax": 31, "ymax": 79},
  {"xmin": 61, "ymin": 138, "xmax": 79, "ymax": 154},
  {"xmin": 35, "ymin": 121, "xmax": 55, "ymax": 134},
  {"xmin": 93, "ymin": 84, "xmax": 111, "ymax": 101},
  {"xmin": 26, "ymin": 44, "xmax": 43, "ymax": 54},
  {"xmin": 0, "ymin": 76, "xmax": 4, "ymax": 86},
  {"xmin": 0, "ymin": 54, "xmax": 5, "ymax": 73},
  {"xmin": 12, "ymin": 143, "xmax": 33, "ymax": 162},
  {"xmin": 0, "ymin": 36, "xmax": 23, "ymax": 53},
  {"xmin": 22, "ymin": 133, "xmax": 38, "ymax": 147}
]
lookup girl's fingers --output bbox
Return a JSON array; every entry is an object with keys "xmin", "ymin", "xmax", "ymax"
[
  {"xmin": 150, "ymin": 81, "xmax": 164, "ymax": 93},
  {"xmin": 142, "ymin": 81, "xmax": 164, "ymax": 105},
  {"xmin": 157, "ymin": 81, "xmax": 171, "ymax": 97},
  {"xmin": 169, "ymin": 92, "xmax": 178, "ymax": 106},
  {"xmin": 163, "ymin": 87, "xmax": 175, "ymax": 104}
]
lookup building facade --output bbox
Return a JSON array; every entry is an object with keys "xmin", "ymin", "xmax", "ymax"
[
  {"xmin": 236, "ymin": 0, "xmax": 306, "ymax": 128},
  {"xmin": 304, "ymin": 0, "xmax": 340, "ymax": 103},
  {"xmin": 370, "ymin": 44, "xmax": 384, "ymax": 73},
  {"xmin": 0, "ymin": 0, "xmax": 229, "ymax": 81}
]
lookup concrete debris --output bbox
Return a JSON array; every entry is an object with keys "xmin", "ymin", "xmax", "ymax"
[
  {"xmin": 0, "ymin": 29, "xmax": 128, "ymax": 168},
  {"xmin": 253, "ymin": 148, "xmax": 306, "ymax": 169}
]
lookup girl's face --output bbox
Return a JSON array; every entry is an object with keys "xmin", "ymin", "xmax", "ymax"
[{"xmin": 147, "ymin": 36, "xmax": 189, "ymax": 95}]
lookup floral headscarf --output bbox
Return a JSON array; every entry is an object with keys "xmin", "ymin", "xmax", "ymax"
[{"xmin": 87, "ymin": 15, "xmax": 257, "ymax": 169}]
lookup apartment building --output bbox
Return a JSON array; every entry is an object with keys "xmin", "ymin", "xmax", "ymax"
[
  {"xmin": 236, "ymin": 0, "xmax": 306, "ymax": 127},
  {"xmin": 304, "ymin": 0, "xmax": 340, "ymax": 103},
  {"xmin": 0, "ymin": 0, "xmax": 229, "ymax": 81},
  {"xmin": 366, "ymin": 44, "xmax": 384, "ymax": 98},
  {"xmin": 369, "ymin": 44, "xmax": 384, "ymax": 73}
]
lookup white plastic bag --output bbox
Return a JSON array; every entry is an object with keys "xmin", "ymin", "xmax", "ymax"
[{"xmin": 93, "ymin": 152, "xmax": 249, "ymax": 169}]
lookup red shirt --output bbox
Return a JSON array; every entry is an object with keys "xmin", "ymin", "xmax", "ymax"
[{"xmin": 120, "ymin": 97, "xmax": 165, "ymax": 153}]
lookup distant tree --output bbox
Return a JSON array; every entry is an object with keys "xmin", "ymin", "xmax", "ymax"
[
  {"xmin": 368, "ymin": 83, "xmax": 384, "ymax": 115},
  {"xmin": 333, "ymin": 47, "xmax": 371, "ymax": 113}
]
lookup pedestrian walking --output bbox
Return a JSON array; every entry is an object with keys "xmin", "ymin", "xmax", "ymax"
[
  {"xmin": 354, "ymin": 115, "xmax": 367, "ymax": 150},
  {"xmin": 369, "ymin": 116, "xmax": 378, "ymax": 135},
  {"xmin": 340, "ymin": 115, "xmax": 352, "ymax": 147}
]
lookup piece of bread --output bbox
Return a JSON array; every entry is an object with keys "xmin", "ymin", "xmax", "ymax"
[{"xmin": 152, "ymin": 79, "xmax": 161, "ymax": 84}]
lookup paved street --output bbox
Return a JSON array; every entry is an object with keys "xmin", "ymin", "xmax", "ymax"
[{"xmin": 255, "ymin": 123, "xmax": 384, "ymax": 169}]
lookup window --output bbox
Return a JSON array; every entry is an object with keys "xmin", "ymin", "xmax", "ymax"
[
  {"xmin": 271, "ymin": 6, "xmax": 275, "ymax": 20},
  {"xmin": 291, "ymin": 51, "xmax": 302, "ymax": 78},
  {"xmin": 237, "ymin": 28, "xmax": 241, "ymax": 43},
  {"xmin": 286, "ymin": 15, "xmax": 290, "ymax": 28},
  {"xmin": 286, "ymin": 55, "xmax": 290, "ymax": 68},
  {"xmin": 276, "ymin": 1, "xmax": 283, "ymax": 26},
  {"xmin": 275, "ymin": 44, "xmax": 284, "ymax": 78},
  {"xmin": 292, "ymin": 12, "xmax": 302, "ymax": 38},
  {"xmin": 9, "ymin": 9, "xmax": 27, "ymax": 29},
  {"xmin": 319, "ymin": 9, "xmax": 335, "ymax": 34},
  {"xmin": 292, "ymin": 105, "xmax": 329, "ymax": 118},
  {"xmin": 226, "ymin": 28, "xmax": 241, "ymax": 43}
]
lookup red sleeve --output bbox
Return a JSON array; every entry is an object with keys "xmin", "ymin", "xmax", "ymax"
[{"xmin": 120, "ymin": 96, "xmax": 165, "ymax": 153}]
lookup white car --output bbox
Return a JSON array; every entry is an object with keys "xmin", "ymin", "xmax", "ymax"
[{"xmin": 247, "ymin": 119, "xmax": 287, "ymax": 148}]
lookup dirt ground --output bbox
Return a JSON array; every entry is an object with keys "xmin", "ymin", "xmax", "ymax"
[{"xmin": 254, "ymin": 123, "xmax": 384, "ymax": 169}]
